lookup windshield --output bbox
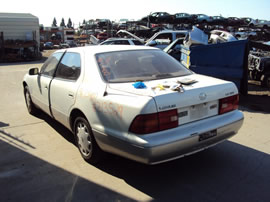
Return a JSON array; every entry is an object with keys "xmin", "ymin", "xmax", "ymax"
[{"xmin": 95, "ymin": 50, "xmax": 192, "ymax": 83}]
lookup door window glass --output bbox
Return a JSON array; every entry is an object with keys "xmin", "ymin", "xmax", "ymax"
[
  {"xmin": 40, "ymin": 52, "xmax": 64, "ymax": 77},
  {"xmin": 55, "ymin": 53, "xmax": 81, "ymax": 80}
]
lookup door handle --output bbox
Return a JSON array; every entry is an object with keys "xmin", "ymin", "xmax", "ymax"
[
  {"xmin": 68, "ymin": 92, "xmax": 74, "ymax": 98},
  {"xmin": 45, "ymin": 85, "xmax": 48, "ymax": 89}
]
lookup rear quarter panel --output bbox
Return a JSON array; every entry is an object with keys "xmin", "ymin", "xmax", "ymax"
[{"xmin": 72, "ymin": 51, "xmax": 157, "ymax": 141}]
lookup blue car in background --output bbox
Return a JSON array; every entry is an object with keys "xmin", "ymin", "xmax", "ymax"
[{"xmin": 44, "ymin": 42, "xmax": 54, "ymax": 49}]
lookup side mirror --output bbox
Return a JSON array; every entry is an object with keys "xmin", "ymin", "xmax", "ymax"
[{"xmin": 29, "ymin": 67, "xmax": 39, "ymax": 75}]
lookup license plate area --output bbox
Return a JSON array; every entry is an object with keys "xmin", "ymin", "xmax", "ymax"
[{"xmin": 199, "ymin": 130, "xmax": 217, "ymax": 142}]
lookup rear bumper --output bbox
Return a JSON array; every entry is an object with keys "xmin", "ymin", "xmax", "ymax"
[{"xmin": 94, "ymin": 110, "xmax": 244, "ymax": 164}]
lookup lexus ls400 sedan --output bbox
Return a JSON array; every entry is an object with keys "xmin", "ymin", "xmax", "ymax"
[{"xmin": 23, "ymin": 46, "xmax": 244, "ymax": 165}]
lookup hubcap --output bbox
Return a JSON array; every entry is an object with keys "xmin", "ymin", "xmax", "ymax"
[{"xmin": 76, "ymin": 122, "xmax": 92, "ymax": 157}]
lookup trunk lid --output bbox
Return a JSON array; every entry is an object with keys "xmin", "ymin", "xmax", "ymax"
[{"xmin": 108, "ymin": 74, "xmax": 238, "ymax": 125}]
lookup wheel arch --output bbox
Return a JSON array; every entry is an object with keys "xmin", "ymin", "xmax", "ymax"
[{"xmin": 69, "ymin": 108, "xmax": 87, "ymax": 132}]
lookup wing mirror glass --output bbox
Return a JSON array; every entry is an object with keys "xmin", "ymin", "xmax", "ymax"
[{"xmin": 29, "ymin": 67, "xmax": 39, "ymax": 75}]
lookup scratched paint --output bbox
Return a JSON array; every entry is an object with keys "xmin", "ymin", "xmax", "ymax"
[{"xmin": 88, "ymin": 93, "xmax": 124, "ymax": 119}]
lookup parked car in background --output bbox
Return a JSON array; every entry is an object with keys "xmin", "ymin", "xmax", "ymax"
[
  {"xmin": 67, "ymin": 41, "xmax": 77, "ymax": 47},
  {"xmin": 241, "ymin": 17, "xmax": 257, "ymax": 27},
  {"xmin": 256, "ymin": 20, "xmax": 270, "ymax": 29},
  {"xmin": 53, "ymin": 44, "xmax": 60, "ymax": 49},
  {"xmin": 99, "ymin": 38, "xmax": 143, "ymax": 45},
  {"xmin": 141, "ymin": 12, "xmax": 174, "ymax": 24},
  {"xmin": 23, "ymin": 45, "xmax": 244, "ymax": 165},
  {"xmin": 59, "ymin": 43, "xmax": 70, "ymax": 49},
  {"xmin": 44, "ymin": 42, "xmax": 53, "ymax": 49},
  {"xmin": 174, "ymin": 13, "xmax": 197, "ymax": 24},
  {"xmin": 145, "ymin": 30, "xmax": 188, "ymax": 49},
  {"xmin": 227, "ymin": 17, "xmax": 245, "ymax": 27},
  {"xmin": 195, "ymin": 14, "xmax": 213, "ymax": 24},
  {"xmin": 163, "ymin": 38, "xmax": 186, "ymax": 61},
  {"xmin": 209, "ymin": 30, "xmax": 237, "ymax": 43},
  {"xmin": 233, "ymin": 28, "xmax": 257, "ymax": 40},
  {"xmin": 210, "ymin": 16, "xmax": 227, "ymax": 26}
]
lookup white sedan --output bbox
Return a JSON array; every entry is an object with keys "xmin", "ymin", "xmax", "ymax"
[{"xmin": 23, "ymin": 46, "xmax": 244, "ymax": 164}]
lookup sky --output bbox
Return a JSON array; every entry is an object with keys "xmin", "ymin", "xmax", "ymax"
[{"xmin": 1, "ymin": 0, "xmax": 270, "ymax": 27}]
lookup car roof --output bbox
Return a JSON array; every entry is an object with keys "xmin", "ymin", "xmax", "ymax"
[
  {"xmin": 56, "ymin": 45, "xmax": 158, "ymax": 55},
  {"xmin": 104, "ymin": 38, "xmax": 137, "ymax": 41},
  {"xmin": 157, "ymin": 30, "xmax": 189, "ymax": 34}
]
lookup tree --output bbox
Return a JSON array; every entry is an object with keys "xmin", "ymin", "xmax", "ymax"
[
  {"xmin": 60, "ymin": 18, "xmax": 66, "ymax": 27},
  {"xmin": 52, "ymin": 17, "xmax": 57, "ymax": 27},
  {"xmin": 83, "ymin": 19, "xmax": 86, "ymax": 24},
  {"xmin": 67, "ymin": 18, "xmax": 72, "ymax": 28}
]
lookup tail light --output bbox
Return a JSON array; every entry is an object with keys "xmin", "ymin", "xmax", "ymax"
[
  {"xmin": 129, "ymin": 109, "xmax": 178, "ymax": 134},
  {"xmin": 219, "ymin": 94, "xmax": 239, "ymax": 114}
]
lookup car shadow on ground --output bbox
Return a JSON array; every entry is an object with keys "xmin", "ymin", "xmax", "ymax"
[
  {"xmin": 95, "ymin": 141, "xmax": 270, "ymax": 202},
  {"xmin": 0, "ymin": 139, "xmax": 136, "ymax": 202},
  {"xmin": 33, "ymin": 111, "xmax": 75, "ymax": 145},
  {"xmin": 28, "ymin": 111, "xmax": 270, "ymax": 202}
]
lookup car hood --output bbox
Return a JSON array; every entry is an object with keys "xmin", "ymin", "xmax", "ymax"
[{"xmin": 107, "ymin": 74, "xmax": 238, "ymax": 111}]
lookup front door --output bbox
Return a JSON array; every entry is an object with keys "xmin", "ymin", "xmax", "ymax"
[{"xmin": 33, "ymin": 52, "xmax": 64, "ymax": 115}]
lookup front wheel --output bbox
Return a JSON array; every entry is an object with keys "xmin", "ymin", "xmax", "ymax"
[
  {"xmin": 74, "ymin": 117, "xmax": 103, "ymax": 164},
  {"xmin": 24, "ymin": 86, "xmax": 39, "ymax": 115}
]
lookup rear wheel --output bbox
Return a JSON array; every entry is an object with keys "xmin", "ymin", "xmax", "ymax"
[
  {"xmin": 74, "ymin": 117, "xmax": 103, "ymax": 164},
  {"xmin": 24, "ymin": 86, "xmax": 38, "ymax": 115}
]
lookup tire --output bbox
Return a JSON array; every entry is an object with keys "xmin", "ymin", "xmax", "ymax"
[
  {"xmin": 249, "ymin": 70, "xmax": 254, "ymax": 80},
  {"xmin": 262, "ymin": 74, "xmax": 270, "ymax": 88},
  {"xmin": 74, "ymin": 117, "xmax": 103, "ymax": 164},
  {"xmin": 24, "ymin": 86, "xmax": 38, "ymax": 115}
]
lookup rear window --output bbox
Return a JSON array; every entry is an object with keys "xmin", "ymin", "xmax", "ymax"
[{"xmin": 95, "ymin": 50, "xmax": 192, "ymax": 83}]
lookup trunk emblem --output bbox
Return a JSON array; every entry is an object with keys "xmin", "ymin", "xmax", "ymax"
[{"xmin": 199, "ymin": 93, "xmax": 207, "ymax": 100}]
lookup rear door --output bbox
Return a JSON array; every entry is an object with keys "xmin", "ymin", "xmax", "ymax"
[{"xmin": 50, "ymin": 52, "xmax": 82, "ymax": 128}]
